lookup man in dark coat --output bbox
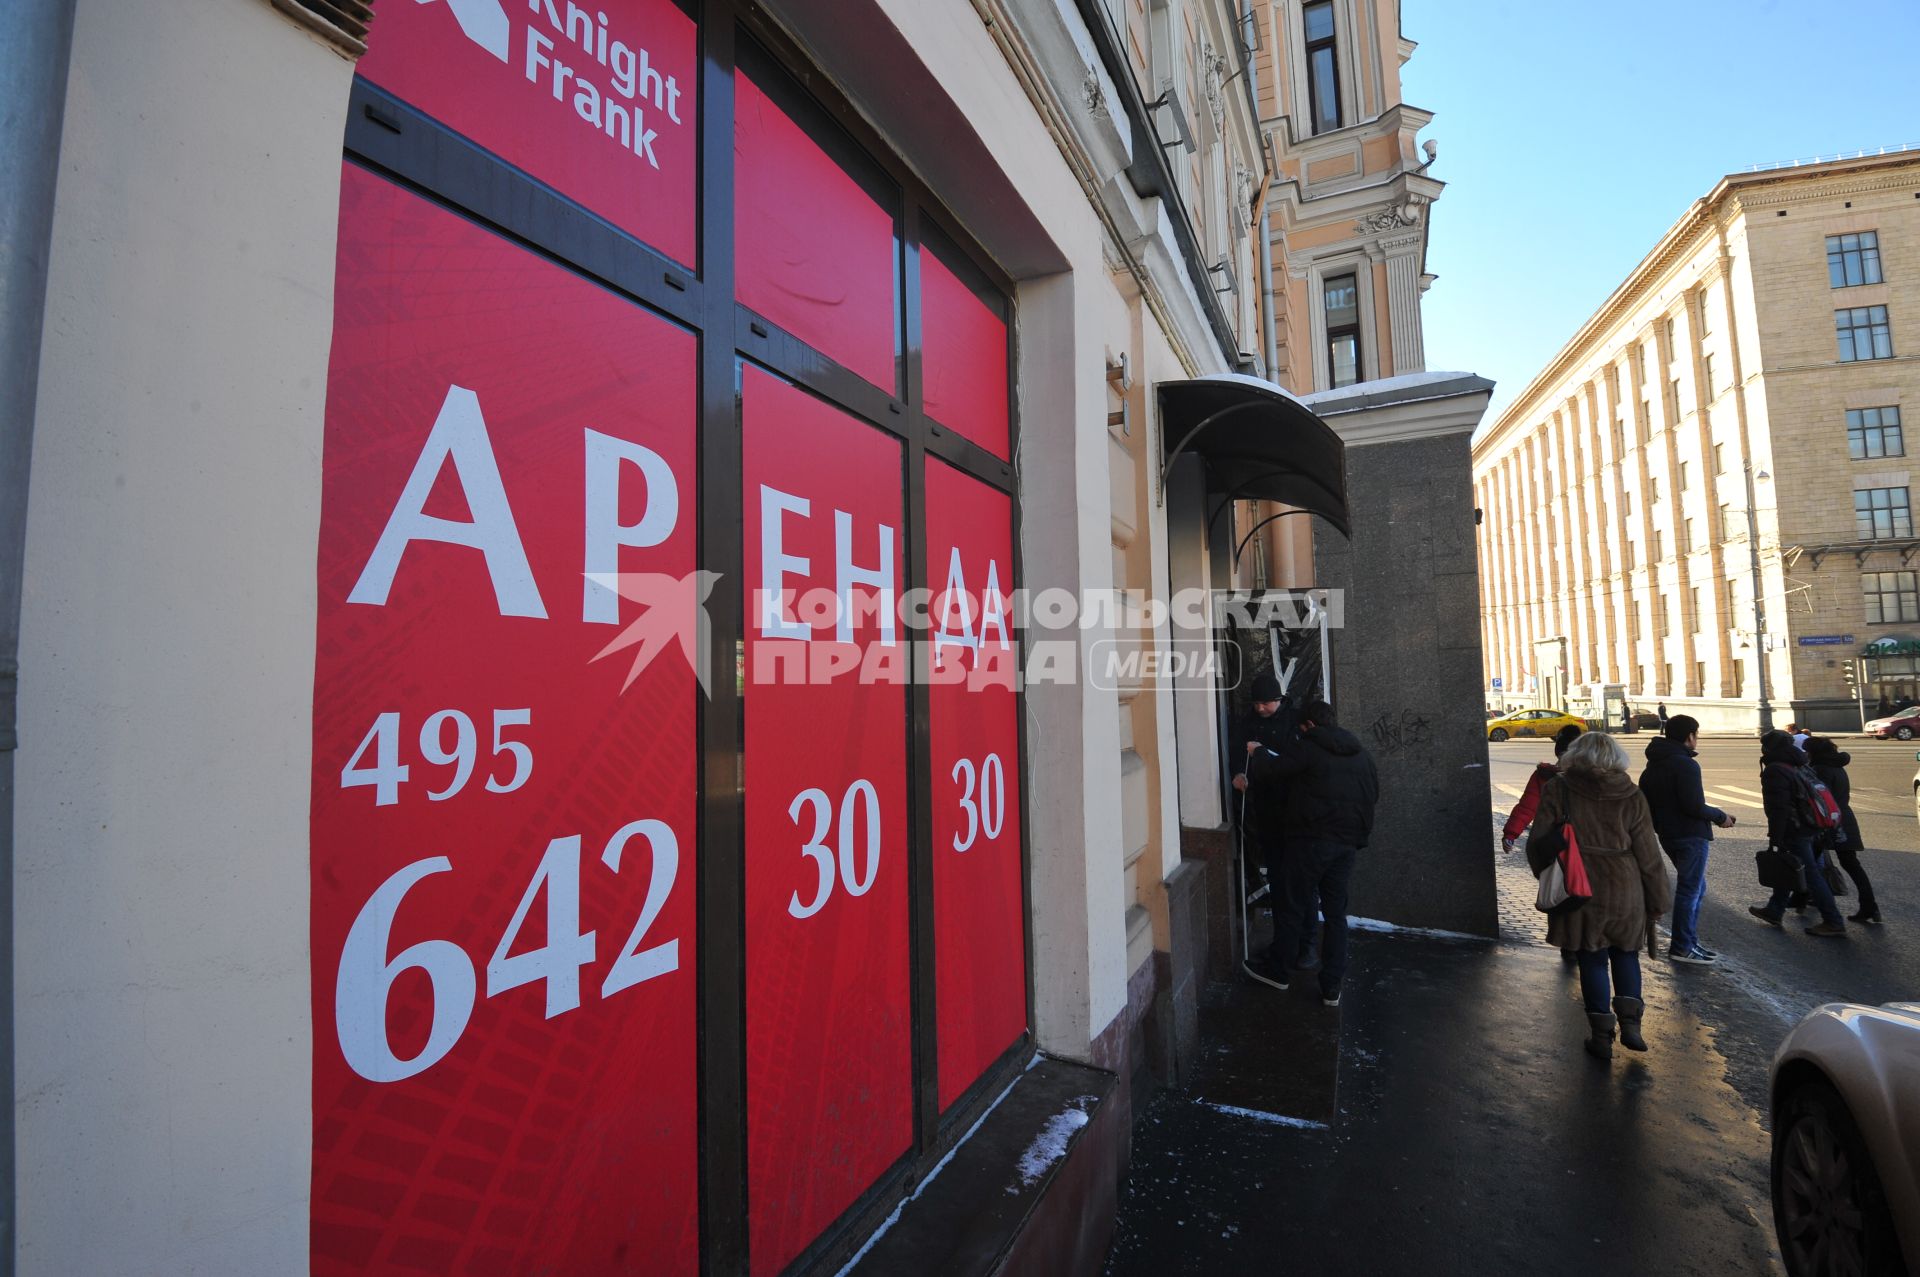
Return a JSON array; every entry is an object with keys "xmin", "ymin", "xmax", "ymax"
[
  {"xmin": 1244, "ymin": 700, "xmax": 1379, "ymax": 1006},
  {"xmin": 1638, "ymin": 714, "xmax": 1735, "ymax": 964},
  {"xmin": 1749, "ymin": 730, "xmax": 1846, "ymax": 936},
  {"xmin": 1230, "ymin": 674, "xmax": 1318, "ymax": 968}
]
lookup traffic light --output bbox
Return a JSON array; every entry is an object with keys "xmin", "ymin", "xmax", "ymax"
[{"xmin": 1843, "ymin": 659, "xmax": 1858, "ymax": 689}]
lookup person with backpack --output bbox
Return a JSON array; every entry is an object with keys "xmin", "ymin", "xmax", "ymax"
[
  {"xmin": 1528, "ymin": 732, "xmax": 1671, "ymax": 1061},
  {"xmin": 1501, "ymin": 724, "xmax": 1583, "ymax": 854},
  {"xmin": 1748, "ymin": 730, "xmax": 1847, "ymax": 937},
  {"xmin": 1804, "ymin": 736, "xmax": 1882, "ymax": 925},
  {"xmin": 1638, "ymin": 715, "xmax": 1736, "ymax": 964}
]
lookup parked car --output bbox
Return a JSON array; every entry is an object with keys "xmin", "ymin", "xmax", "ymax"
[
  {"xmin": 1485, "ymin": 708, "xmax": 1584, "ymax": 742},
  {"xmin": 1770, "ymin": 1002, "xmax": 1920, "ymax": 1275},
  {"xmin": 1866, "ymin": 707, "xmax": 1920, "ymax": 740}
]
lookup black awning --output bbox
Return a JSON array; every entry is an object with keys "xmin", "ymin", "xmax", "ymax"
[{"xmin": 1157, "ymin": 373, "xmax": 1350, "ymax": 538}]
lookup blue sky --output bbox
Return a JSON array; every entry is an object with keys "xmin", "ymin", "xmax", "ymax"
[{"xmin": 1401, "ymin": 0, "xmax": 1920, "ymax": 426}]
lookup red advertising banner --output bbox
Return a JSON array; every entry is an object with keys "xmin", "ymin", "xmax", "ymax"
[
  {"xmin": 356, "ymin": 0, "xmax": 698, "ymax": 267},
  {"xmin": 741, "ymin": 366, "xmax": 913, "ymax": 1275},
  {"xmin": 735, "ymin": 71, "xmax": 899, "ymax": 393},
  {"xmin": 311, "ymin": 166, "xmax": 699, "ymax": 1276},
  {"xmin": 925, "ymin": 460, "xmax": 1026, "ymax": 1110},
  {"xmin": 920, "ymin": 246, "xmax": 1010, "ymax": 461}
]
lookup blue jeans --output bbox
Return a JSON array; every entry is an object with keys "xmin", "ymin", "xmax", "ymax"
[
  {"xmin": 1765, "ymin": 834, "xmax": 1843, "ymax": 927},
  {"xmin": 1663, "ymin": 836, "xmax": 1710, "ymax": 952},
  {"xmin": 1269, "ymin": 838, "xmax": 1355, "ymax": 998},
  {"xmin": 1575, "ymin": 948, "xmax": 1642, "ymax": 1014}
]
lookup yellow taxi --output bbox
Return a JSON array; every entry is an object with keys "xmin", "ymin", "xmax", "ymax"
[{"xmin": 1486, "ymin": 708, "xmax": 1586, "ymax": 742}]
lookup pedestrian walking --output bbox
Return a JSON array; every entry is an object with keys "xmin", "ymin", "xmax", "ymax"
[
  {"xmin": 1528, "ymin": 732, "xmax": 1671, "ymax": 1061},
  {"xmin": 1638, "ymin": 715, "xmax": 1736, "ymax": 965},
  {"xmin": 1804, "ymin": 736, "xmax": 1882, "ymax": 925},
  {"xmin": 1748, "ymin": 730, "xmax": 1848, "ymax": 937},
  {"xmin": 1620, "ymin": 701, "xmax": 1635, "ymax": 734},
  {"xmin": 1656, "ymin": 701, "xmax": 1669, "ymax": 730},
  {"xmin": 1231, "ymin": 674, "xmax": 1320, "ymax": 973},
  {"xmin": 1501, "ymin": 724, "xmax": 1583, "ymax": 853},
  {"xmin": 1244, "ymin": 700, "xmax": 1378, "ymax": 1007}
]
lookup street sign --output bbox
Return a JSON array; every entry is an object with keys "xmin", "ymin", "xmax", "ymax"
[
  {"xmin": 1491, "ymin": 677, "xmax": 1503, "ymax": 689},
  {"xmin": 1798, "ymin": 634, "xmax": 1856, "ymax": 646}
]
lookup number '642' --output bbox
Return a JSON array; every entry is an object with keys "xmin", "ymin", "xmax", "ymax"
[{"xmin": 334, "ymin": 819, "xmax": 679, "ymax": 1083}]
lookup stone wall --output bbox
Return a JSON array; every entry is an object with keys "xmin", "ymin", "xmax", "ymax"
[{"xmin": 1316, "ymin": 428, "xmax": 1498, "ymax": 936}]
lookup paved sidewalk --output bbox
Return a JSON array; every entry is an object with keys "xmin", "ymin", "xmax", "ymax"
[{"xmin": 1104, "ymin": 877, "xmax": 1782, "ymax": 1275}]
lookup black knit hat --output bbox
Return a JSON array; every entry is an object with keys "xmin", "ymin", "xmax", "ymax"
[{"xmin": 1249, "ymin": 673, "xmax": 1283, "ymax": 701}]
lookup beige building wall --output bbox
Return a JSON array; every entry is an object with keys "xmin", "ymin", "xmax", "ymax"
[{"xmin": 1475, "ymin": 151, "xmax": 1920, "ymax": 732}]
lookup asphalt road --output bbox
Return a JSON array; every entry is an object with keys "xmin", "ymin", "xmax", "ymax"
[{"xmin": 1490, "ymin": 733, "xmax": 1920, "ymax": 1113}]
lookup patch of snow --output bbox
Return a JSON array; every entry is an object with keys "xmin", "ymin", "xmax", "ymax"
[
  {"xmin": 1011, "ymin": 1097, "xmax": 1097, "ymax": 1191},
  {"xmin": 1195, "ymin": 1100, "xmax": 1329, "ymax": 1130},
  {"xmin": 1349, "ymin": 915, "xmax": 1492, "ymax": 944}
]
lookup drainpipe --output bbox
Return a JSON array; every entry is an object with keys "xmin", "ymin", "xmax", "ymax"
[
  {"xmin": 1242, "ymin": 4, "xmax": 1280, "ymax": 376},
  {"xmin": 1, "ymin": 3, "xmax": 79, "ymax": 1269}
]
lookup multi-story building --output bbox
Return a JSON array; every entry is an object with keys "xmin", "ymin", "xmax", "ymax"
[
  {"xmin": 2, "ymin": 1, "xmax": 1483, "ymax": 1273},
  {"xmin": 1474, "ymin": 149, "xmax": 1920, "ymax": 732}
]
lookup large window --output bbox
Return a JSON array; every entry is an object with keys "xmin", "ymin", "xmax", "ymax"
[
  {"xmin": 1323, "ymin": 271, "xmax": 1361, "ymax": 388},
  {"xmin": 1304, "ymin": 1, "xmax": 1342, "ymax": 135},
  {"xmin": 322, "ymin": 13, "xmax": 1028, "ymax": 1276},
  {"xmin": 1864, "ymin": 570, "xmax": 1920, "ymax": 624},
  {"xmin": 1855, "ymin": 486, "xmax": 1913, "ymax": 540},
  {"xmin": 1837, "ymin": 305, "xmax": 1893, "ymax": 362},
  {"xmin": 1828, "ymin": 231, "xmax": 1884, "ymax": 288},
  {"xmin": 1848, "ymin": 406, "xmax": 1904, "ymax": 459}
]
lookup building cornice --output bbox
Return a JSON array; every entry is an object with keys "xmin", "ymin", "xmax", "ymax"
[{"xmin": 1477, "ymin": 151, "xmax": 1920, "ymax": 459}]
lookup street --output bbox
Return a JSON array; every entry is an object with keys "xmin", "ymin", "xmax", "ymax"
[{"xmin": 1490, "ymin": 734, "xmax": 1920, "ymax": 1113}]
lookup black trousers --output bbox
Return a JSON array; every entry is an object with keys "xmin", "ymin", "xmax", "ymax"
[
  {"xmin": 1835, "ymin": 843, "xmax": 1879, "ymax": 913},
  {"xmin": 1268, "ymin": 838, "xmax": 1355, "ymax": 997}
]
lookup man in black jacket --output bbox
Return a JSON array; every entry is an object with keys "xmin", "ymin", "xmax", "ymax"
[
  {"xmin": 1638, "ymin": 715, "xmax": 1735, "ymax": 964},
  {"xmin": 1244, "ymin": 700, "xmax": 1379, "ymax": 1006}
]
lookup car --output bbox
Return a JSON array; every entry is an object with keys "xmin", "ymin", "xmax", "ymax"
[
  {"xmin": 1866, "ymin": 708, "xmax": 1920, "ymax": 740},
  {"xmin": 1770, "ymin": 1002, "xmax": 1920, "ymax": 1275},
  {"xmin": 1485, "ymin": 708, "xmax": 1585, "ymax": 742}
]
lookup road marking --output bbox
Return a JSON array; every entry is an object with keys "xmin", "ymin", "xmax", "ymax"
[
  {"xmin": 1721, "ymin": 784, "xmax": 1765, "ymax": 801},
  {"xmin": 1705, "ymin": 790, "xmax": 1762, "ymax": 812}
]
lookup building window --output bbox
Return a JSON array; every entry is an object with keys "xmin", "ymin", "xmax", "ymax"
[
  {"xmin": 1323, "ymin": 271, "xmax": 1361, "ymax": 388},
  {"xmin": 1854, "ymin": 486, "xmax": 1913, "ymax": 540},
  {"xmin": 1714, "ymin": 442, "xmax": 1727, "ymax": 474},
  {"xmin": 1650, "ymin": 476, "xmax": 1661, "ymax": 502},
  {"xmin": 1652, "ymin": 529, "xmax": 1665, "ymax": 561},
  {"xmin": 1848, "ymin": 405, "xmax": 1904, "ymax": 459},
  {"xmin": 1680, "ymin": 461, "xmax": 1692, "ymax": 490},
  {"xmin": 1690, "ymin": 585, "xmax": 1702, "ymax": 621},
  {"xmin": 1667, "ymin": 377, "xmax": 1681, "ymax": 421},
  {"xmin": 1694, "ymin": 659, "xmax": 1706, "ymax": 690},
  {"xmin": 1625, "ymin": 539, "xmax": 1637, "ymax": 569},
  {"xmin": 1864, "ymin": 570, "xmax": 1920, "ymax": 623},
  {"xmin": 1303, "ymin": 1, "xmax": 1342, "ymax": 135},
  {"xmin": 1684, "ymin": 517, "xmax": 1698, "ymax": 551},
  {"xmin": 1827, "ymin": 231, "xmax": 1884, "ymax": 288},
  {"xmin": 1662, "ymin": 662, "xmax": 1674, "ymax": 693},
  {"xmin": 1698, "ymin": 291, "xmax": 1713, "ymax": 336},
  {"xmin": 1663, "ymin": 317, "xmax": 1676, "ymax": 353},
  {"xmin": 1613, "ymin": 420, "xmax": 1626, "ymax": 458},
  {"xmin": 1702, "ymin": 353, "xmax": 1715, "ymax": 396},
  {"xmin": 1837, "ymin": 305, "xmax": 1893, "ymax": 362}
]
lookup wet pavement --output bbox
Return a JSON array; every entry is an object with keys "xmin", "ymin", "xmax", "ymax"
[{"xmin": 1105, "ymin": 856, "xmax": 1785, "ymax": 1275}]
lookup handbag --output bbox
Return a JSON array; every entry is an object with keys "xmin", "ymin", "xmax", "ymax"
[
  {"xmin": 1533, "ymin": 781, "xmax": 1592, "ymax": 916},
  {"xmin": 1755, "ymin": 845, "xmax": 1806, "ymax": 893},
  {"xmin": 1822, "ymin": 853, "xmax": 1850, "ymax": 898}
]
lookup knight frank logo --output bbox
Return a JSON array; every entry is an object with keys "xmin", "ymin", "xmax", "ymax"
[
  {"xmin": 416, "ymin": 0, "xmax": 511, "ymax": 61},
  {"xmin": 412, "ymin": 0, "xmax": 687, "ymax": 169}
]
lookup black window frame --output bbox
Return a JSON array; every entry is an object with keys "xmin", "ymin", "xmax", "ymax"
[
  {"xmin": 1848, "ymin": 405, "xmax": 1905, "ymax": 460},
  {"xmin": 1854, "ymin": 486, "xmax": 1913, "ymax": 540},
  {"xmin": 1303, "ymin": 1, "xmax": 1342, "ymax": 136},
  {"xmin": 338, "ymin": 6, "xmax": 1032, "ymax": 1272},
  {"xmin": 1827, "ymin": 230, "xmax": 1884, "ymax": 288},
  {"xmin": 1837, "ymin": 305, "xmax": 1894, "ymax": 362},
  {"xmin": 1864, "ymin": 570, "xmax": 1920, "ymax": 624},
  {"xmin": 1322, "ymin": 269, "xmax": 1362, "ymax": 388}
]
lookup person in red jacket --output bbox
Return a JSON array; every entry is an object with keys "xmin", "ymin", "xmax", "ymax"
[{"xmin": 1502, "ymin": 724, "xmax": 1584, "ymax": 853}]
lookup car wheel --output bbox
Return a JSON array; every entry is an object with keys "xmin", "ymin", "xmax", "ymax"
[
  {"xmin": 1897, "ymin": 726, "xmax": 1915, "ymax": 741},
  {"xmin": 1489, "ymin": 728, "xmax": 1508, "ymax": 742},
  {"xmin": 1772, "ymin": 1077, "xmax": 1905, "ymax": 1277}
]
